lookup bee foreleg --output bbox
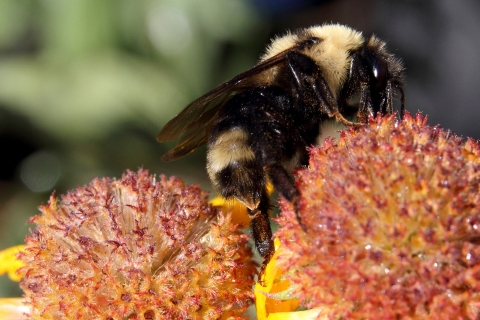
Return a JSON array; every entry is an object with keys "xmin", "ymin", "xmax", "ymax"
[
  {"xmin": 384, "ymin": 80, "xmax": 394, "ymax": 115},
  {"xmin": 358, "ymin": 81, "xmax": 373, "ymax": 121}
]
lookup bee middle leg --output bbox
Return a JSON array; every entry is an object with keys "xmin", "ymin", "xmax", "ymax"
[{"xmin": 265, "ymin": 163, "xmax": 303, "ymax": 229}]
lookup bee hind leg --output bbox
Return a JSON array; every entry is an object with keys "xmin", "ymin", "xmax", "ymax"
[{"xmin": 248, "ymin": 189, "xmax": 274, "ymax": 277}]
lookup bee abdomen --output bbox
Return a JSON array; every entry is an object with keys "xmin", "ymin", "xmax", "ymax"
[{"xmin": 207, "ymin": 128, "xmax": 266, "ymax": 209}]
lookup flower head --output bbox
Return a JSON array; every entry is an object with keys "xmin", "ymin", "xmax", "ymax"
[
  {"xmin": 18, "ymin": 169, "xmax": 256, "ymax": 319},
  {"xmin": 260, "ymin": 113, "xmax": 480, "ymax": 318}
]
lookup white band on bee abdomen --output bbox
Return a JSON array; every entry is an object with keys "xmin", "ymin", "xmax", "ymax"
[{"xmin": 207, "ymin": 128, "xmax": 255, "ymax": 177}]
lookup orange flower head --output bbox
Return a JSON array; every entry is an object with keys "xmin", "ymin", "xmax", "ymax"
[
  {"xmin": 18, "ymin": 169, "xmax": 256, "ymax": 319},
  {"xmin": 263, "ymin": 113, "xmax": 480, "ymax": 319}
]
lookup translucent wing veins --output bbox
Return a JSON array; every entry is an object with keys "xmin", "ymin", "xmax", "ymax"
[{"xmin": 157, "ymin": 44, "xmax": 301, "ymax": 161}]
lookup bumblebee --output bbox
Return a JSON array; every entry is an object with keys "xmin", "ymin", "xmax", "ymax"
[{"xmin": 157, "ymin": 24, "xmax": 405, "ymax": 268}]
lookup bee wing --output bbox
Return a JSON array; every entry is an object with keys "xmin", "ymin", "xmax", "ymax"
[
  {"xmin": 157, "ymin": 46, "xmax": 298, "ymax": 161},
  {"xmin": 159, "ymin": 94, "xmax": 231, "ymax": 161}
]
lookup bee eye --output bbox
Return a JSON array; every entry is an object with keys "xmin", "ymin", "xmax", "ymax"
[
  {"xmin": 305, "ymin": 37, "xmax": 320, "ymax": 48},
  {"xmin": 373, "ymin": 58, "xmax": 388, "ymax": 89}
]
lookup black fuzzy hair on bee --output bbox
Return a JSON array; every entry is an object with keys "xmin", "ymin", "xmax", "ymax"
[{"xmin": 157, "ymin": 23, "xmax": 405, "ymax": 272}]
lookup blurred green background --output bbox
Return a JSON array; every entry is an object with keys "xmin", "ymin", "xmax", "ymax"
[{"xmin": 1, "ymin": 0, "xmax": 480, "ymax": 297}]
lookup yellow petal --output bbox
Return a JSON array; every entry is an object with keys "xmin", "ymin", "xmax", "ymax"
[
  {"xmin": 255, "ymin": 239, "xmax": 301, "ymax": 319},
  {"xmin": 210, "ymin": 196, "xmax": 251, "ymax": 225},
  {"xmin": 210, "ymin": 182, "xmax": 274, "ymax": 226},
  {"xmin": 266, "ymin": 307, "xmax": 324, "ymax": 320},
  {"xmin": 255, "ymin": 239, "xmax": 332, "ymax": 320},
  {"xmin": 0, "ymin": 245, "xmax": 25, "ymax": 282},
  {"xmin": 0, "ymin": 298, "xmax": 29, "ymax": 319}
]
